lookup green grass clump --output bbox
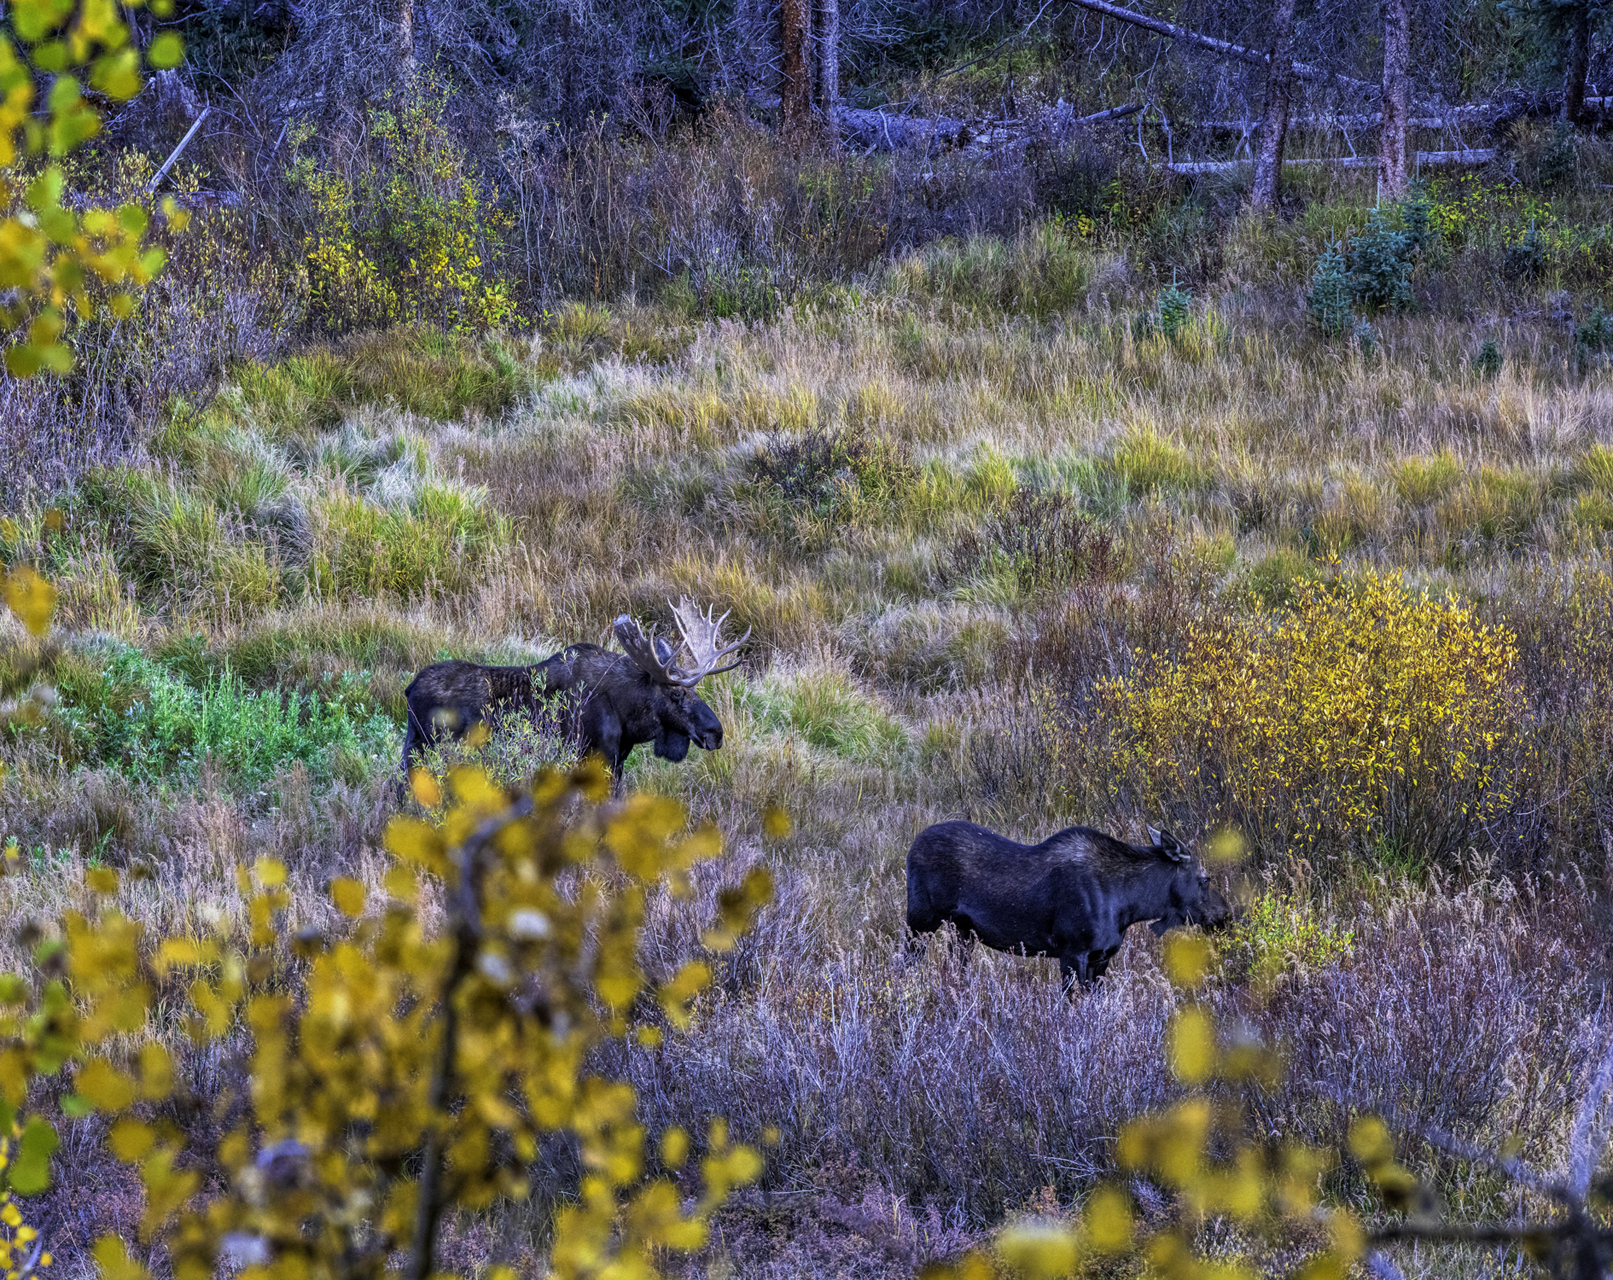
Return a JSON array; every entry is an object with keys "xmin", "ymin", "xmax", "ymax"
[
  {"xmin": 1223, "ymin": 890, "xmax": 1355, "ymax": 983},
  {"xmin": 309, "ymin": 482, "xmax": 509, "ymax": 600},
  {"xmin": 1104, "ymin": 428, "xmax": 1209, "ymax": 499},
  {"xmin": 742, "ymin": 665, "xmax": 907, "ymax": 763},
  {"xmin": 886, "ymin": 223, "xmax": 1099, "ymax": 318},
  {"xmin": 44, "ymin": 640, "xmax": 396, "ymax": 792},
  {"xmin": 1393, "ymin": 451, "xmax": 1463, "ymax": 505},
  {"xmin": 224, "ymin": 328, "xmax": 532, "ymax": 441}
]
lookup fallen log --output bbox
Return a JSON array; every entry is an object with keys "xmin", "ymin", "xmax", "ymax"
[
  {"xmin": 1166, "ymin": 148, "xmax": 1495, "ymax": 174},
  {"xmin": 838, "ymin": 105, "xmax": 972, "ymax": 150},
  {"xmin": 1192, "ymin": 97, "xmax": 1611, "ymax": 134},
  {"xmin": 1062, "ymin": 0, "xmax": 1381, "ymax": 96}
]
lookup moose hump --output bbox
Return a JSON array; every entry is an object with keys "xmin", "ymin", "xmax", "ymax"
[{"xmin": 905, "ymin": 820, "xmax": 1234, "ymax": 990}]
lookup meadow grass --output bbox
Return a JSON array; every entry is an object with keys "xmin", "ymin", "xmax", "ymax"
[{"xmin": 3, "ymin": 222, "xmax": 1612, "ymax": 1277}]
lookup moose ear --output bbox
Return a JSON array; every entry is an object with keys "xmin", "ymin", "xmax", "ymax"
[{"xmin": 1152, "ymin": 827, "xmax": 1190, "ymax": 862}]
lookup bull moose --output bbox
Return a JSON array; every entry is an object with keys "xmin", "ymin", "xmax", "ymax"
[
  {"xmin": 399, "ymin": 599, "xmax": 749, "ymax": 790},
  {"xmin": 906, "ymin": 820, "xmax": 1233, "ymax": 990}
]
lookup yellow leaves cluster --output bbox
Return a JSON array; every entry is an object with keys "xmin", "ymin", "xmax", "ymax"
[
  {"xmin": 1101, "ymin": 570, "xmax": 1520, "ymax": 857},
  {"xmin": 1, "ymin": 0, "xmax": 183, "ymax": 374},
  {"xmin": 0, "ymin": 550, "xmax": 773, "ymax": 1280},
  {"xmin": 1, "ymin": 565, "xmax": 55, "ymax": 637}
]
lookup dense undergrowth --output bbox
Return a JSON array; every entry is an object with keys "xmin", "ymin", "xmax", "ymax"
[{"xmin": 4, "ymin": 153, "xmax": 1613, "ymax": 1275}]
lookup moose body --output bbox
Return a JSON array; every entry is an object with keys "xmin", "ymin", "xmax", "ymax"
[
  {"xmin": 906, "ymin": 821, "xmax": 1233, "ymax": 989},
  {"xmin": 400, "ymin": 602, "xmax": 747, "ymax": 786}
]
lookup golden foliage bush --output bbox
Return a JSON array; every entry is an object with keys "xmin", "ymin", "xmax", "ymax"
[
  {"xmin": 288, "ymin": 86, "xmax": 518, "ymax": 335},
  {"xmin": 1096, "ymin": 571, "xmax": 1521, "ymax": 865}
]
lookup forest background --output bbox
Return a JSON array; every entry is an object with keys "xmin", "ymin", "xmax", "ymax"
[{"xmin": 1, "ymin": 0, "xmax": 1612, "ymax": 1272}]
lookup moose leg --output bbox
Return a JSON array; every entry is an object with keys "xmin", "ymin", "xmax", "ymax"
[
  {"xmin": 1060, "ymin": 951, "xmax": 1098, "ymax": 995},
  {"xmin": 396, "ymin": 706, "xmax": 431, "ymax": 800}
]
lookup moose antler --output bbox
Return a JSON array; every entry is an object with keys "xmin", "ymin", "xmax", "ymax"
[
  {"xmin": 668, "ymin": 598, "xmax": 750, "ymax": 685},
  {"xmin": 613, "ymin": 601, "xmax": 750, "ymax": 687},
  {"xmin": 614, "ymin": 615, "xmax": 681, "ymax": 685}
]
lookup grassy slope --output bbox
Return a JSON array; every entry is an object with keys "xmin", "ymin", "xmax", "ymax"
[{"xmin": 2, "ymin": 222, "xmax": 1611, "ymax": 1277}]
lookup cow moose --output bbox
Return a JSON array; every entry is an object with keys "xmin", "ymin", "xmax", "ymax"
[
  {"xmin": 399, "ymin": 599, "xmax": 749, "ymax": 792},
  {"xmin": 906, "ymin": 820, "xmax": 1234, "ymax": 990}
]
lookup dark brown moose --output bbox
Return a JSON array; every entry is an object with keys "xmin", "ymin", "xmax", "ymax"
[
  {"xmin": 906, "ymin": 821, "xmax": 1233, "ymax": 990},
  {"xmin": 399, "ymin": 599, "xmax": 749, "ymax": 789}
]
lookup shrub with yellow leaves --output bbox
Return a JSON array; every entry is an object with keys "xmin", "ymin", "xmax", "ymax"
[
  {"xmin": 1, "ymin": 0, "xmax": 187, "ymax": 374},
  {"xmin": 1097, "ymin": 570, "xmax": 1521, "ymax": 867},
  {"xmin": 1, "ymin": 561, "xmax": 776, "ymax": 1277}
]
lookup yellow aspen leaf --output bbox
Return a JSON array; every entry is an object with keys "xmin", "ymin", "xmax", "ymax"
[
  {"xmin": 1168, "ymin": 1007, "xmax": 1216, "ymax": 1084},
  {"xmin": 107, "ymin": 1118, "xmax": 156, "ymax": 1163},
  {"xmin": 3, "ymin": 565, "xmax": 56, "ymax": 636},
  {"xmin": 408, "ymin": 767, "xmax": 441, "ymax": 808},
  {"xmin": 85, "ymin": 867, "xmax": 119, "ymax": 894},
  {"xmin": 76, "ymin": 1059, "xmax": 136, "ymax": 1112},
  {"xmin": 661, "ymin": 1127, "xmax": 689, "ymax": 1169},
  {"xmin": 383, "ymin": 865, "xmax": 417, "ymax": 902},
  {"xmin": 762, "ymin": 806, "xmax": 793, "ymax": 839},
  {"xmin": 330, "ymin": 878, "xmax": 366, "ymax": 918},
  {"xmin": 92, "ymin": 1237, "xmax": 151, "ymax": 1280},
  {"xmin": 1163, "ymin": 934, "xmax": 1212, "ymax": 987},
  {"xmin": 1347, "ymin": 1116, "xmax": 1393, "ymax": 1167},
  {"xmin": 155, "ymin": 938, "xmax": 207, "ymax": 972},
  {"xmin": 1083, "ymin": 1185, "xmax": 1132, "ymax": 1253},
  {"xmin": 137, "ymin": 1042, "xmax": 172, "ymax": 1099},
  {"xmin": 383, "ymin": 816, "xmax": 446, "ymax": 874},
  {"xmin": 252, "ymin": 858, "xmax": 287, "ymax": 888},
  {"xmin": 998, "ymin": 1220, "xmax": 1080, "ymax": 1279}
]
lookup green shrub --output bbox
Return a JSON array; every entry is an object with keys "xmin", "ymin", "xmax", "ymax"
[
  {"xmin": 1503, "ymin": 220, "xmax": 1547, "ymax": 281},
  {"xmin": 952, "ymin": 488, "xmax": 1117, "ymax": 596},
  {"xmin": 1306, "ymin": 242, "xmax": 1353, "ymax": 338},
  {"xmin": 287, "ymin": 87, "xmax": 519, "ymax": 335},
  {"xmin": 1223, "ymin": 890, "xmax": 1356, "ymax": 984},
  {"xmin": 1158, "ymin": 275, "xmax": 1191, "ymax": 340},
  {"xmin": 745, "ymin": 423, "xmax": 919, "ymax": 533},
  {"xmin": 1350, "ymin": 208, "xmax": 1414, "ymax": 314},
  {"xmin": 45, "ymin": 640, "xmax": 396, "ymax": 791},
  {"xmin": 1472, "ymin": 338, "xmax": 1503, "ymax": 377}
]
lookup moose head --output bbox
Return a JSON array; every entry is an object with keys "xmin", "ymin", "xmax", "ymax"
[{"xmin": 610, "ymin": 599, "xmax": 752, "ymax": 763}]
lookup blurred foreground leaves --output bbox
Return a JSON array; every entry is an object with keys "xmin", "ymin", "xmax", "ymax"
[
  {"xmin": 2, "ymin": 545, "xmax": 776, "ymax": 1277},
  {"xmin": 2, "ymin": 0, "xmax": 186, "ymax": 374}
]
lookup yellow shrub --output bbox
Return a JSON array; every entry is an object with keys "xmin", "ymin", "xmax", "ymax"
[{"xmin": 1098, "ymin": 571, "xmax": 1521, "ymax": 864}]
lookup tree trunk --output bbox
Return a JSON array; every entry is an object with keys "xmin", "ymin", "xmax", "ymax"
[
  {"xmin": 1563, "ymin": 0, "xmax": 1590, "ymax": 124},
  {"xmin": 1250, "ymin": 0, "xmax": 1297, "ymax": 211},
  {"xmin": 392, "ymin": 0, "xmax": 414, "ymax": 77},
  {"xmin": 1378, "ymin": 0, "xmax": 1409, "ymax": 198},
  {"xmin": 814, "ymin": 0, "xmax": 840, "ymax": 137},
  {"xmin": 782, "ymin": 0, "xmax": 814, "ymax": 136}
]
